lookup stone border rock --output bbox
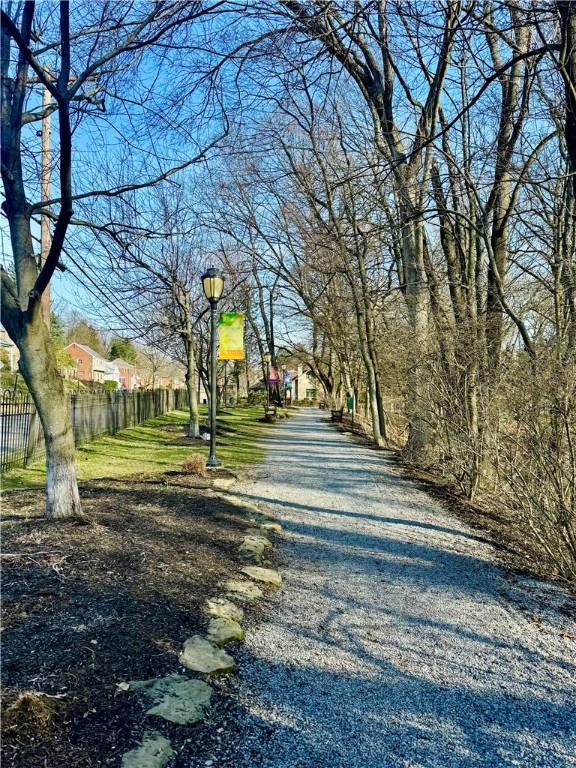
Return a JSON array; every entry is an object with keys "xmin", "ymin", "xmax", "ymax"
[
  {"xmin": 128, "ymin": 675, "xmax": 213, "ymax": 725},
  {"xmin": 119, "ymin": 485, "xmax": 282, "ymax": 765},
  {"xmin": 179, "ymin": 635, "xmax": 237, "ymax": 675},
  {"xmin": 207, "ymin": 616, "xmax": 245, "ymax": 646},
  {"xmin": 121, "ymin": 731, "xmax": 174, "ymax": 768},
  {"xmin": 240, "ymin": 565, "xmax": 282, "ymax": 588},
  {"xmin": 205, "ymin": 597, "xmax": 244, "ymax": 623},
  {"xmin": 223, "ymin": 577, "xmax": 264, "ymax": 601}
]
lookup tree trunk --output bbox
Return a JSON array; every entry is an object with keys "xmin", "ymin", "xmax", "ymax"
[
  {"xmin": 403, "ymin": 217, "xmax": 430, "ymax": 458},
  {"xmin": 184, "ymin": 335, "xmax": 199, "ymax": 438},
  {"xmin": 244, "ymin": 358, "xmax": 250, "ymax": 401},
  {"xmin": 366, "ymin": 363, "xmax": 384, "ymax": 446},
  {"xmin": 234, "ymin": 363, "xmax": 241, "ymax": 402},
  {"xmin": 352, "ymin": 297, "xmax": 384, "ymax": 447},
  {"xmin": 373, "ymin": 375, "xmax": 388, "ymax": 444},
  {"xmin": 361, "ymin": 287, "xmax": 388, "ymax": 444},
  {"xmin": 558, "ymin": 1, "xmax": 576, "ymax": 199},
  {"xmin": 363, "ymin": 304, "xmax": 388, "ymax": 444},
  {"xmin": 16, "ymin": 310, "xmax": 82, "ymax": 519}
]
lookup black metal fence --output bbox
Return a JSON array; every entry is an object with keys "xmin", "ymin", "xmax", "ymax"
[
  {"xmin": 0, "ymin": 388, "xmax": 189, "ymax": 472},
  {"xmin": 0, "ymin": 391, "xmax": 39, "ymax": 471}
]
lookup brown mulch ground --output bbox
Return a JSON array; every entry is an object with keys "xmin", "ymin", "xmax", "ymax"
[{"xmin": 1, "ymin": 472, "xmax": 257, "ymax": 767}]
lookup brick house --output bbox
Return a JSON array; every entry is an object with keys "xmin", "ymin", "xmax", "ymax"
[
  {"xmin": 111, "ymin": 358, "xmax": 138, "ymax": 390},
  {"xmin": 64, "ymin": 343, "xmax": 108, "ymax": 383}
]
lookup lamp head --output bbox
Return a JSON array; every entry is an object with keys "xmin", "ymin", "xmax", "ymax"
[
  {"xmin": 263, "ymin": 353, "xmax": 271, "ymax": 363},
  {"xmin": 201, "ymin": 267, "xmax": 224, "ymax": 303}
]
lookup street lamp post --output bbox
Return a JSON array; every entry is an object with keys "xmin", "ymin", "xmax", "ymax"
[
  {"xmin": 201, "ymin": 267, "xmax": 224, "ymax": 467},
  {"xmin": 263, "ymin": 353, "xmax": 271, "ymax": 409}
]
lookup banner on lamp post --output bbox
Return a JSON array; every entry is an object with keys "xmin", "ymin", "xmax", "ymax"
[
  {"xmin": 268, "ymin": 366, "xmax": 280, "ymax": 383},
  {"xmin": 218, "ymin": 312, "xmax": 244, "ymax": 360},
  {"xmin": 283, "ymin": 371, "xmax": 292, "ymax": 389}
]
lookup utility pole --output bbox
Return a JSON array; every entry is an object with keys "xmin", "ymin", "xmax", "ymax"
[{"xmin": 33, "ymin": 72, "xmax": 99, "ymax": 332}]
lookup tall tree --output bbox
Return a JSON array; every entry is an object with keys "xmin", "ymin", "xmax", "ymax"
[
  {"xmin": 0, "ymin": 1, "xmax": 230, "ymax": 517},
  {"xmin": 109, "ymin": 338, "xmax": 138, "ymax": 364},
  {"xmin": 272, "ymin": 0, "xmax": 463, "ymax": 455}
]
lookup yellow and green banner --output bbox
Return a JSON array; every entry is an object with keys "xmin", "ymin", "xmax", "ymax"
[{"xmin": 218, "ymin": 312, "xmax": 244, "ymax": 360}]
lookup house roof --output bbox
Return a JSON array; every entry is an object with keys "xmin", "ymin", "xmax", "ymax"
[
  {"xmin": 65, "ymin": 342, "xmax": 107, "ymax": 360},
  {"xmin": 65, "ymin": 343, "xmax": 108, "ymax": 370},
  {"xmin": 111, "ymin": 358, "xmax": 137, "ymax": 369}
]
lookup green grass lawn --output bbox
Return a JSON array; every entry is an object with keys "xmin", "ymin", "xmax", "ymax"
[{"xmin": 2, "ymin": 405, "xmax": 270, "ymax": 490}]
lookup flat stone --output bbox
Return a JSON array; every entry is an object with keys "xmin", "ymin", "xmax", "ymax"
[
  {"xmin": 239, "ymin": 536, "xmax": 271, "ymax": 564},
  {"xmin": 248, "ymin": 512, "xmax": 267, "ymax": 525},
  {"xmin": 240, "ymin": 538, "xmax": 265, "ymax": 556},
  {"xmin": 248, "ymin": 513, "xmax": 281, "ymax": 531},
  {"xmin": 121, "ymin": 731, "xmax": 173, "ymax": 768},
  {"xmin": 205, "ymin": 597, "xmax": 244, "ymax": 623},
  {"xmin": 179, "ymin": 636, "xmax": 236, "ymax": 675},
  {"xmin": 240, "ymin": 566, "xmax": 282, "ymax": 588},
  {"xmin": 245, "ymin": 531, "xmax": 273, "ymax": 547},
  {"xmin": 207, "ymin": 616, "xmax": 244, "ymax": 646},
  {"xmin": 224, "ymin": 579, "xmax": 264, "ymax": 601},
  {"xmin": 238, "ymin": 549, "xmax": 262, "ymax": 565},
  {"xmin": 129, "ymin": 675, "xmax": 213, "ymax": 724},
  {"xmin": 261, "ymin": 521, "xmax": 283, "ymax": 534}
]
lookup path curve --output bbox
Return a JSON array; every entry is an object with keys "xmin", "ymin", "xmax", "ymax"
[{"xmin": 204, "ymin": 410, "xmax": 576, "ymax": 767}]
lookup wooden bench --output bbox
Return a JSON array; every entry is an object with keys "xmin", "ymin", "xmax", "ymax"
[{"xmin": 330, "ymin": 408, "xmax": 344, "ymax": 423}]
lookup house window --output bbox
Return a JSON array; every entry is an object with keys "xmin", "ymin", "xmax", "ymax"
[{"xmin": 306, "ymin": 388, "xmax": 317, "ymax": 399}]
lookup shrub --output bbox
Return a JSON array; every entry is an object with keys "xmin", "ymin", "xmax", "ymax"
[
  {"xmin": 248, "ymin": 389, "xmax": 267, "ymax": 405},
  {"xmin": 182, "ymin": 453, "xmax": 208, "ymax": 477}
]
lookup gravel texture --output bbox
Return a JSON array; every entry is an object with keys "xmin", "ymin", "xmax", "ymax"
[{"xmin": 195, "ymin": 409, "xmax": 576, "ymax": 768}]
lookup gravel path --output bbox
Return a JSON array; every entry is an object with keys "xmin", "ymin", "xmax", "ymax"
[{"xmin": 203, "ymin": 410, "xmax": 576, "ymax": 768}]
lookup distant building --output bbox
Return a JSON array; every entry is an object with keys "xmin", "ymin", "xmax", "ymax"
[
  {"xmin": 104, "ymin": 361, "xmax": 121, "ymax": 387},
  {"xmin": 111, "ymin": 358, "xmax": 138, "ymax": 390},
  {"xmin": 0, "ymin": 325, "xmax": 19, "ymax": 372},
  {"xmin": 291, "ymin": 366, "xmax": 318, "ymax": 402},
  {"xmin": 63, "ymin": 342, "xmax": 187, "ymax": 390},
  {"xmin": 250, "ymin": 364, "xmax": 318, "ymax": 403},
  {"xmin": 64, "ymin": 343, "xmax": 109, "ymax": 383}
]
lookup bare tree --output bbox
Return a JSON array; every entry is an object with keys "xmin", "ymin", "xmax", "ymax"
[{"xmin": 0, "ymin": 1, "xmax": 229, "ymax": 517}]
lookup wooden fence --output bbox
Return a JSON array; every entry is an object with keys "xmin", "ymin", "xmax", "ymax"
[{"xmin": 0, "ymin": 389, "xmax": 189, "ymax": 472}]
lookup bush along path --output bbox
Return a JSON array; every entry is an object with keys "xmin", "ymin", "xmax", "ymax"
[
  {"xmin": 119, "ymin": 493, "xmax": 283, "ymax": 768},
  {"xmin": 185, "ymin": 409, "xmax": 576, "ymax": 768}
]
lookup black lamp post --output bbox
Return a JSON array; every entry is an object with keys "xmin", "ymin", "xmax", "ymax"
[
  {"xmin": 263, "ymin": 353, "xmax": 271, "ymax": 409},
  {"xmin": 201, "ymin": 267, "xmax": 224, "ymax": 467}
]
